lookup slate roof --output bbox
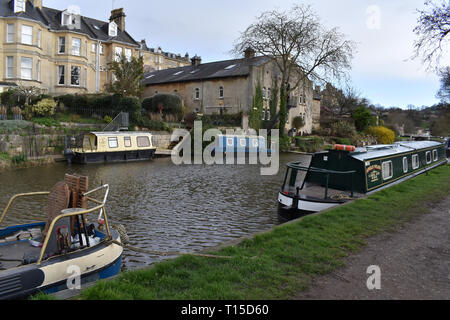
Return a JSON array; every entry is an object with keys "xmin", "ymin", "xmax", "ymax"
[
  {"xmin": 142, "ymin": 56, "xmax": 271, "ymax": 85},
  {"xmin": 0, "ymin": 0, "xmax": 139, "ymax": 46}
]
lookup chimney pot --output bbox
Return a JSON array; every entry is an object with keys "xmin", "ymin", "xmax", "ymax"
[{"xmin": 110, "ymin": 8, "xmax": 126, "ymax": 31}]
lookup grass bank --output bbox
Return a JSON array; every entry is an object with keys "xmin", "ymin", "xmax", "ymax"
[{"xmin": 74, "ymin": 164, "xmax": 450, "ymax": 300}]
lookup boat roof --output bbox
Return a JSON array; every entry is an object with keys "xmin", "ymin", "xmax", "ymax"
[
  {"xmin": 89, "ymin": 132, "xmax": 153, "ymax": 137},
  {"xmin": 218, "ymin": 134, "xmax": 265, "ymax": 139},
  {"xmin": 350, "ymin": 141, "xmax": 443, "ymax": 162}
]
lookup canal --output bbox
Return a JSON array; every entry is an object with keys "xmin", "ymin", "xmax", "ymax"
[{"xmin": 0, "ymin": 153, "xmax": 303, "ymax": 270}]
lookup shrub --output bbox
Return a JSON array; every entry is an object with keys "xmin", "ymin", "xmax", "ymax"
[
  {"xmin": 292, "ymin": 116, "xmax": 305, "ymax": 130},
  {"xmin": 352, "ymin": 107, "xmax": 377, "ymax": 131},
  {"xmin": 104, "ymin": 115, "xmax": 113, "ymax": 124},
  {"xmin": 366, "ymin": 126, "xmax": 396, "ymax": 144},
  {"xmin": 142, "ymin": 94, "xmax": 182, "ymax": 120},
  {"xmin": 26, "ymin": 98, "xmax": 56, "ymax": 117},
  {"xmin": 330, "ymin": 121, "xmax": 357, "ymax": 137}
]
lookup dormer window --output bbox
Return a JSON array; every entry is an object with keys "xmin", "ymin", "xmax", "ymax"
[
  {"xmin": 109, "ymin": 22, "xmax": 118, "ymax": 37},
  {"xmin": 61, "ymin": 9, "xmax": 81, "ymax": 28},
  {"xmin": 14, "ymin": 0, "xmax": 26, "ymax": 13}
]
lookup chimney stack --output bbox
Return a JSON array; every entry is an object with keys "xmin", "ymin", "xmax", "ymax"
[
  {"xmin": 244, "ymin": 47, "xmax": 255, "ymax": 59},
  {"xmin": 191, "ymin": 55, "xmax": 201, "ymax": 67},
  {"xmin": 32, "ymin": 0, "xmax": 42, "ymax": 9},
  {"xmin": 110, "ymin": 8, "xmax": 126, "ymax": 31}
]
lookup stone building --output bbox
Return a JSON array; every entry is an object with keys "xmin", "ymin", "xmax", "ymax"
[
  {"xmin": 142, "ymin": 49, "xmax": 320, "ymax": 134},
  {"xmin": 0, "ymin": 0, "xmax": 190, "ymax": 95},
  {"xmin": 138, "ymin": 39, "xmax": 191, "ymax": 72}
]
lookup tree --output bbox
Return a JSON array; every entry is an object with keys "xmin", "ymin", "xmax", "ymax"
[
  {"xmin": 352, "ymin": 106, "xmax": 377, "ymax": 132},
  {"xmin": 14, "ymin": 82, "xmax": 43, "ymax": 105},
  {"xmin": 249, "ymin": 82, "xmax": 264, "ymax": 130},
  {"xmin": 107, "ymin": 55, "xmax": 145, "ymax": 97},
  {"xmin": 233, "ymin": 4, "xmax": 356, "ymax": 135},
  {"xmin": 437, "ymin": 67, "xmax": 450, "ymax": 102},
  {"xmin": 413, "ymin": 0, "xmax": 450, "ymax": 71}
]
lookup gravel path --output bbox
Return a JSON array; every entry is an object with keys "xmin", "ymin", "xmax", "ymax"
[{"xmin": 296, "ymin": 195, "xmax": 450, "ymax": 300}]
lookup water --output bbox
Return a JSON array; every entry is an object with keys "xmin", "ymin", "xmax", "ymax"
[{"xmin": 0, "ymin": 153, "xmax": 302, "ymax": 270}]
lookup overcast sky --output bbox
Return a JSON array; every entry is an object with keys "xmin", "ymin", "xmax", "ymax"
[{"xmin": 45, "ymin": 0, "xmax": 449, "ymax": 109}]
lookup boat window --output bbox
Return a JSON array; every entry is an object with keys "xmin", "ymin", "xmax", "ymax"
[
  {"xmin": 137, "ymin": 136, "xmax": 150, "ymax": 148},
  {"xmin": 403, "ymin": 157, "xmax": 408, "ymax": 174},
  {"xmin": 240, "ymin": 139, "xmax": 246, "ymax": 147},
  {"xmin": 412, "ymin": 154, "xmax": 419, "ymax": 170},
  {"xmin": 252, "ymin": 139, "xmax": 259, "ymax": 148},
  {"xmin": 426, "ymin": 151, "xmax": 432, "ymax": 164},
  {"xmin": 108, "ymin": 137, "xmax": 118, "ymax": 149},
  {"xmin": 124, "ymin": 137, "xmax": 132, "ymax": 148},
  {"xmin": 227, "ymin": 138, "xmax": 234, "ymax": 147},
  {"xmin": 432, "ymin": 150, "xmax": 438, "ymax": 162},
  {"xmin": 382, "ymin": 161, "xmax": 393, "ymax": 180},
  {"xmin": 282, "ymin": 168, "xmax": 307, "ymax": 195}
]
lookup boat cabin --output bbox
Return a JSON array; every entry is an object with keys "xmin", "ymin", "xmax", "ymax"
[{"xmin": 214, "ymin": 134, "xmax": 270, "ymax": 154}]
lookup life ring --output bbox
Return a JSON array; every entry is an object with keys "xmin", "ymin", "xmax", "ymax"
[{"xmin": 334, "ymin": 144, "xmax": 356, "ymax": 152}]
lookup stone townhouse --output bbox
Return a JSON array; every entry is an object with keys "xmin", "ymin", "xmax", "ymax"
[
  {"xmin": 142, "ymin": 49, "xmax": 321, "ymax": 133},
  {"xmin": 0, "ymin": 0, "xmax": 190, "ymax": 94}
]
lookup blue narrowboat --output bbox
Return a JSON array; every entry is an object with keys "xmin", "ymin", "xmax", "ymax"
[{"xmin": 213, "ymin": 134, "xmax": 272, "ymax": 155}]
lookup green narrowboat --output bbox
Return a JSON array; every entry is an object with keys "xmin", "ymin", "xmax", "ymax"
[{"xmin": 278, "ymin": 141, "xmax": 448, "ymax": 221}]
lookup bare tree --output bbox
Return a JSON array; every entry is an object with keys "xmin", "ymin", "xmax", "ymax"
[
  {"xmin": 233, "ymin": 4, "xmax": 356, "ymax": 94},
  {"xmin": 436, "ymin": 66, "xmax": 450, "ymax": 102},
  {"xmin": 413, "ymin": 0, "xmax": 450, "ymax": 71},
  {"xmin": 14, "ymin": 81, "xmax": 43, "ymax": 105},
  {"xmin": 232, "ymin": 4, "xmax": 355, "ymax": 134}
]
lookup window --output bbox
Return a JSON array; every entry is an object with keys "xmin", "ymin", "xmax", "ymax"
[
  {"xmin": 412, "ymin": 154, "xmax": 419, "ymax": 170},
  {"xmin": 239, "ymin": 139, "xmax": 246, "ymax": 147},
  {"xmin": 252, "ymin": 139, "xmax": 259, "ymax": 148},
  {"xmin": 21, "ymin": 25, "xmax": 33, "ymax": 45},
  {"xmin": 227, "ymin": 138, "xmax": 234, "ymax": 147},
  {"xmin": 125, "ymin": 48, "xmax": 132, "ymax": 62},
  {"xmin": 6, "ymin": 24, "xmax": 14, "ymax": 43},
  {"xmin": 426, "ymin": 151, "xmax": 432, "ymax": 164},
  {"xmin": 194, "ymin": 88, "xmax": 200, "ymax": 100},
  {"xmin": 137, "ymin": 136, "xmax": 150, "ymax": 148},
  {"xmin": 99, "ymin": 44, "xmax": 104, "ymax": 55},
  {"xmin": 91, "ymin": 43, "xmax": 96, "ymax": 53},
  {"xmin": 108, "ymin": 22, "xmax": 118, "ymax": 37},
  {"xmin": 36, "ymin": 60, "xmax": 40, "ymax": 81},
  {"xmin": 108, "ymin": 137, "xmax": 118, "ymax": 149},
  {"xmin": 382, "ymin": 161, "xmax": 393, "ymax": 180},
  {"xmin": 262, "ymin": 87, "xmax": 266, "ymax": 100},
  {"xmin": 115, "ymin": 47, "xmax": 123, "ymax": 62},
  {"xmin": 124, "ymin": 137, "xmax": 132, "ymax": 148},
  {"xmin": 20, "ymin": 57, "xmax": 32, "ymax": 80},
  {"xmin": 14, "ymin": 0, "xmax": 25, "ymax": 13},
  {"xmin": 58, "ymin": 65, "xmax": 65, "ymax": 85},
  {"xmin": 72, "ymin": 38, "xmax": 81, "ymax": 56},
  {"xmin": 433, "ymin": 150, "xmax": 438, "ymax": 162},
  {"xmin": 71, "ymin": 66, "xmax": 80, "ymax": 86},
  {"xmin": 58, "ymin": 37, "xmax": 66, "ymax": 53},
  {"xmin": 6, "ymin": 57, "xmax": 14, "ymax": 78},
  {"xmin": 219, "ymin": 86, "xmax": 224, "ymax": 99},
  {"xmin": 37, "ymin": 30, "xmax": 41, "ymax": 47},
  {"xmin": 268, "ymin": 88, "xmax": 271, "ymax": 100},
  {"xmin": 403, "ymin": 157, "xmax": 408, "ymax": 174}
]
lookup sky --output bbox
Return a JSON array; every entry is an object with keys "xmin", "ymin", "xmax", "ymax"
[{"xmin": 44, "ymin": 0, "xmax": 449, "ymax": 109}]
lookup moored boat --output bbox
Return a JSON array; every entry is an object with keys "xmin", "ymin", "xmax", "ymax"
[
  {"xmin": 65, "ymin": 131, "xmax": 157, "ymax": 164},
  {"xmin": 278, "ymin": 141, "xmax": 448, "ymax": 221},
  {"xmin": 0, "ymin": 174, "xmax": 122, "ymax": 299}
]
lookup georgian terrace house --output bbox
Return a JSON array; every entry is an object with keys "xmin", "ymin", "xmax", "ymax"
[
  {"xmin": 142, "ymin": 49, "xmax": 321, "ymax": 134},
  {"xmin": 0, "ymin": 0, "xmax": 190, "ymax": 94}
]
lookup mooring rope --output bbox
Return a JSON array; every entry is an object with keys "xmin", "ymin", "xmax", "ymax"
[{"xmin": 109, "ymin": 224, "xmax": 232, "ymax": 259}]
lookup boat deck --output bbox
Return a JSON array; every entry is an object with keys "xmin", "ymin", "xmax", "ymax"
[
  {"xmin": 0, "ymin": 241, "xmax": 42, "ymax": 270},
  {"xmin": 299, "ymin": 183, "xmax": 366, "ymax": 201}
]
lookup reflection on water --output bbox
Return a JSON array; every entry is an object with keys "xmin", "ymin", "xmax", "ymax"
[{"xmin": 0, "ymin": 153, "xmax": 302, "ymax": 270}]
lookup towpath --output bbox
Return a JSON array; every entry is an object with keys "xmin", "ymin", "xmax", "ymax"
[{"xmin": 296, "ymin": 195, "xmax": 450, "ymax": 300}]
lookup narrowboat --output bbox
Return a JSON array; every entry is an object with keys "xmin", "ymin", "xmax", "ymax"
[
  {"xmin": 65, "ymin": 132, "xmax": 157, "ymax": 164},
  {"xmin": 213, "ymin": 134, "xmax": 272, "ymax": 155},
  {"xmin": 278, "ymin": 141, "xmax": 448, "ymax": 221},
  {"xmin": 0, "ymin": 174, "xmax": 123, "ymax": 299}
]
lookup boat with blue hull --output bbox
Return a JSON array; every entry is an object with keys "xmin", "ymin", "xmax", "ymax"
[
  {"xmin": 0, "ymin": 174, "xmax": 123, "ymax": 299},
  {"xmin": 278, "ymin": 141, "xmax": 448, "ymax": 221},
  {"xmin": 213, "ymin": 134, "xmax": 272, "ymax": 155}
]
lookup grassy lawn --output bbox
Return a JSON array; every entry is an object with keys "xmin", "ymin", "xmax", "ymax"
[{"xmin": 64, "ymin": 164, "xmax": 450, "ymax": 300}]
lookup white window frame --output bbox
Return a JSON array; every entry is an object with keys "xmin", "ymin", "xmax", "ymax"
[
  {"xmin": 20, "ymin": 57, "xmax": 33, "ymax": 80},
  {"xmin": 433, "ymin": 150, "xmax": 438, "ymax": 162},
  {"xmin": 58, "ymin": 37, "xmax": 66, "ymax": 54},
  {"xmin": 115, "ymin": 47, "xmax": 123, "ymax": 62},
  {"xmin": 6, "ymin": 56, "xmax": 14, "ymax": 79},
  {"xmin": 72, "ymin": 38, "xmax": 81, "ymax": 56},
  {"xmin": 252, "ymin": 139, "xmax": 259, "ymax": 148},
  {"xmin": 6, "ymin": 24, "xmax": 14, "ymax": 43},
  {"xmin": 227, "ymin": 138, "xmax": 234, "ymax": 147},
  {"xmin": 14, "ymin": 0, "xmax": 26, "ymax": 13},
  {"xmin": 239, "ymin": 139, "xmax": 246, "ymax": 147},
  {"xmin": 425, "ymin": 151, "xmax": 432, "ymax": 164},
  {"xmin": 219, "ymin": 86, "xmax": 224, "ymax": 99},
  {"xmin": 70, "ymin": 66, "xmax": 80, "ymax": 86},
  {"xmin": 125, "ymin": 48, "xmax": 132, "ymax": 62},
  {"xmin": 382, "ymin": 161, "xmax": 393, "ymax": 181},
  {"xmin": 99, "ymin": 44, "xmax": 104, "ymax": 55},
  {"xmin": 108, "ymin": 21, "xmax": 118, "ymax": 37},
  {"xmin": 412, "ymin": 154, "xmax": 419, "ymax": 170},
  {"xmin": 124, "ymin": 137, "xmax": 132, "ymax": 148},
  {"xmin": 21, "ymin": 25, "xmax": 33, "ymax": 45},
  {"xmin": 402, "ymin": 157, "xmax": 408, "ymax": 174},
  {"xmin": 58, "ymin": 65, "xmax": 65, "ymax": 85},
  {"xmin": 108, "ymin": 137, "xmax": 118, "ymax": 149},
  {"xmin": 36, "ymin": 60, "xmax": 41, "ymax": 81},
  {"xmin": 37, "ymin": 29, "xmax": 41, "ymax": 47},
  {"xmin": 91, "ymin": 43, "xmax": 96, "ymax": 53},
  {"xmin": 137, "ymin": 136, "xmax": 151, "ymax": 148},
  {"xmin": 194, "ymin": 88, "xmax": 200, "ymax": 100}
]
